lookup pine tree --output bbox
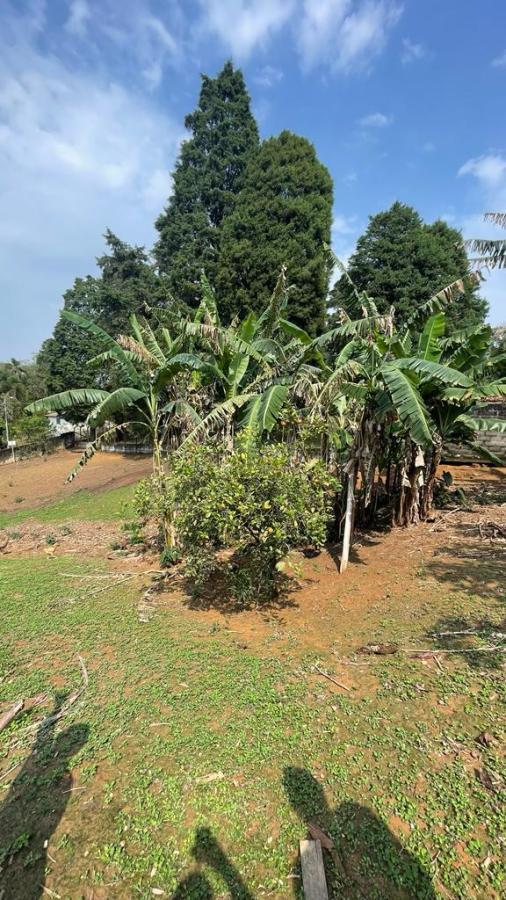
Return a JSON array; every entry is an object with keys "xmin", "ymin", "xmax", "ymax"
[
  {"xmin": 332, "ymin": 202, "xmax": 487, "ymax": 329},
  {"xmin": 154, "ymin": 61, "xmax": 259, "ymax": 308},
  {"xmin": 216, "ymin": 130, "xmax": 333, "ymax": 334}
]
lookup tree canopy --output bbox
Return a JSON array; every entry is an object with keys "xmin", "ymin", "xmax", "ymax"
[
  {"xmin": 216, "ymin": 130, "xmax": 333, "ymax": 335},
  {"xmin": 154, "ymin": 61, "xmax": 259, "ymax": 308},
  {"xmin": 331, "ymin": 202, "xmax": 488, "ymax": 330}
]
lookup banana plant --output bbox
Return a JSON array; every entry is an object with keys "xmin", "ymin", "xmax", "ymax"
[
  {"xmin": 27, "ymin": 310, "xmax": 204, "ymax": 545},
  {"xmin": 310, "ymin": 291, "xmax": 479, "ymax": 568},
  {"xmin": 180, "ymin": 268, "xmax": 311, "ymax": 447}
]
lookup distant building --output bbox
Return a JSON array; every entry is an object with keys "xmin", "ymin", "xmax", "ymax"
[{"xmin": 46, "ymin": 411, "xmax": 76, "ymax": 437}]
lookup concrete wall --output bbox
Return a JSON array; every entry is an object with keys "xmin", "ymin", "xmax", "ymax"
[
  {"xmin": 443, "ymin": 400, "xmax": 506, "ymax": 464},
  {"xmin": 0, "ymin": 432, "xmax": 75, "ymax": 466},
  {"xmin": 74, "ymin": 441, "xmax": 151, "ymax": 456}
]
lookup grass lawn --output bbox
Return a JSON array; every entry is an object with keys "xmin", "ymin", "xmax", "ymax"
[
  {"xmin": 0, "ymin": 481, "xmax": 505, "ymax": 898},
  {"xmin": 0, "ymin": 482, "xmax": 136, "ymax": 528}
]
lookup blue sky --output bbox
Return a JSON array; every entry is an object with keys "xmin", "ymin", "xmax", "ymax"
[{"xmin": 0, "ymin": 0, "xmax": 505, "ymax": 360}]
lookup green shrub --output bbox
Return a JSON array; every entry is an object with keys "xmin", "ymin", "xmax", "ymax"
[
  {"xmin": 11, "ymin": 413, "xmax": 51, "ymax": 446},
  {"xmin": 159, "ymin": 546, "xmax": 180, "ymax": 568},
  {"xmin": 170, "ymin": 442, "xmax": 338, "ymax": 602},
  {"xmin": 133, "ymin": 473, "xmax": 175, "ymax": 548}
]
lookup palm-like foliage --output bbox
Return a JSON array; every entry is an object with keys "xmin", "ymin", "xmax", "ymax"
[
  {"xmin": 302, "ymin": 266, "xmax": 504, "ymax": 566},
  {"xmin": 180, "ymin": 269, "xmax": 310, "ymax": 447},
  {"xmin": 27, "ymin": 310, "xmax": 207, "ymax": 543},
  {"xmin": 24, "ymin": 259, "xmax": 504, "ymax": 572},
  {"xmin": 465, "ymin": 212, "xmax": 506, "ymax": 269}
]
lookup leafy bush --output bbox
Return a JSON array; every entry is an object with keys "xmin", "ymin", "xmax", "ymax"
[
  {"xmin": 133, "ymin": 473, "xmax": 175, "ymax": 548},
  {"xmin": 170, "ymin": 442, "xmax": 338, "ymax": 602},
  {"xmin": 11, "ymin": 413, "xmax": 51, "ymax": 446}
]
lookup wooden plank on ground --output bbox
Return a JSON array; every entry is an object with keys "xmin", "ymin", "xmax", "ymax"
[{"xmin": 299, "ymin": 839, "xmax": 329, "ymax": 900}]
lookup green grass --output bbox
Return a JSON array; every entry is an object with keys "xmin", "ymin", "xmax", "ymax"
[
  {"xmin": 0, "ymin": 496, "xmax": 505, "ymax": 898},
  {"xmin": 0, "ymin": 482, "xmax": 136, "ymax": 528}
]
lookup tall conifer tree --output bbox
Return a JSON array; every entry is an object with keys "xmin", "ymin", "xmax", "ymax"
[
  {"xmin": 217, "ymin": 130, "xmax": 333, "ymax": 334},
  {"xmin": 154, "ymin": 61, "xmax": 259, "ymax": 307},
  {"xmin": 331, "ymin": 202, "xmax": 487, "ymax": 329}
]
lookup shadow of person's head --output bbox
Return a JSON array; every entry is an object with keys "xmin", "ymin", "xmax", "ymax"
[
  {"xmin": 192, "ymin": 827, "xmax": 254, "ymax": 899},
  {"xmin": 283, "ymin": 767, "xmax": 437, "ymax": 899},
  {"xmin": 282, "ymin": 766, "xmax": 331, "ymax": 825}
]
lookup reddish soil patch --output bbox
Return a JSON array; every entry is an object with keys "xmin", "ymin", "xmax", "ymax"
[
  {"xmin": 0, "ymin": 450, "xmax": 151, "ymax": 512},
  {"xmin": 439, "ymin": 463, "xmax": 506, "ymax": 485},
  {"xmin": 0, "ymin": 519, "xmax": 125, "ymax": 557},
  {"xmin": 154, "ymin": 465, "xmax": 506, "ymax": 660}
]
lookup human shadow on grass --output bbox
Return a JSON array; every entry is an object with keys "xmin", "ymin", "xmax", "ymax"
[
  {"xmin": 171, "ymin": 826, "xmax": 254, "ymax": 899},
  {"xmin": 0, "ymin": 700, "xmax": 89, "ymax": 899},
  {"xmin": 283, "ymin": 767, "xmax": 436, "ymax": 900}
]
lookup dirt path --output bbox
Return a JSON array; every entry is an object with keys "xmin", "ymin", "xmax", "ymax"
[{"xmin": 0, "ymin": 450, "xmax": 152, "ymax": 512}]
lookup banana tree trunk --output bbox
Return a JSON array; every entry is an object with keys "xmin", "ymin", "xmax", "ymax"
[
  {"xmin": 395, "ymin": 442, "xmax": 425, "ymax": 526},
  {"xmin": 152, "ymin": 430, "xmax": 175, "ymax": 549},
  {"xmin": 419, "ymin": 438, "xmax": 442, "ymax": 520},
  {"xmin": 340, "ymin": 463, "xmax": 357, "ymax": 574}
]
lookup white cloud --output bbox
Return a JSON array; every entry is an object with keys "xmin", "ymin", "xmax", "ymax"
[
  {"xmin": 332, "ymin": 213, "xmax": 357, "ymax": 235},
  {"xmin": 358, "ymin": 111, "xmax": 392, "ymax": 127},
  {"xmin": 331, "ymin": 213, "xmax": 359, "ymax": 273},
  {"xmin": 0, "ymin": 2, "xmax": 182, "ymax": 358},
  {"xmin": 63, "ymin": 1, "xmax": 184, "ymax": 89},
  {"xmin": 343, "ymin": 171, "xmax": 358, "ymax": 184},
  {"xmin": 65, "ymin": 0, "xmax": 90, "ymax": 37},
  {"xmin": 297, "ymin": 0, "xmax": 403, "ymax": 73},
  {"xmin": 254, "ymin": 65, "xmax": 284, "ymax": 87},
  {"xmin": 458, "ymin": 154, "xmax": 506, "ymax": 189},
  {"xmin": 491, "ymin": 50, "xmax": 506, "ymax": 68},
  {"xmin": 198, "ymin": 0, "xmax": 295, "ymax": 58},
  {"xmin": 401, "ymin": 37, "xmax": 425, "ymax": 64},
  {"xmin": 193, "ymin": 1, "xmax": 402, "ymax": 75},
  {"xmin": 422, "ymin": 141, "xmax": 435, "ymax": 153}
]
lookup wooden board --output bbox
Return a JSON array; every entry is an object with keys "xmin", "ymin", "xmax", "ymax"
[{"xmin": 300, "ymin": 839, "xmax": 329, "ymax": 900}]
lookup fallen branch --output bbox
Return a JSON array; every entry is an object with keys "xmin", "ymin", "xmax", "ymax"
[
  {"xmin": 313, "ymin": 664, "xmax": 351, "ymax": 692},
  {"xmin": 431, "ymin": 630, "xmax": 506, "ymax": 640},
  {"xmin": 84, "ymin": 570, "xmax": 165, "ymax": 599},
  {"xmin": 0, "ymin": 760, "xmax": 23, "ymax": 784},
  {"xmin": 406, "ymin": 647, "xmax": 505, "ymax": 655},
  {"xmin": 26, "ymin": 656, "xmax": 88, "ymax": 733},
  {"xmin": 0, "ymin": 699, "xmax": 24, "ymax": 733},
  {"xmin": 60, "ymin": 570, "xmax": 164, "ymax": 580}
]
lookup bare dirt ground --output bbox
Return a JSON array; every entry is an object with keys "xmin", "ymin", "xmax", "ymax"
[
  {"xmin": 0, "ymin": 519, "xmax": 125, "ymax": 557},
  {"xmin": 148, "ymin": 463, "xmax": 506, "ymax": 663},
  {"xmin": 0, "ymin": 450, "xmax": 151, "ymax": 512},
  {"xmin": 1, "ymin": 461, "xmax": 504, "ymax": 667}
]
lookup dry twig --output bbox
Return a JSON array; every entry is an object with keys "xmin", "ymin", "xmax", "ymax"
[
  {"xmin": 313, "ymin": 664, "xmax": 351, "ymax": 692},
  {"xmin": 0, "ymin": 700, "xmax": 24, "ymax": 733}
]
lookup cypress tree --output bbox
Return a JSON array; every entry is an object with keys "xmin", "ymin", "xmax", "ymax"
[
  {"xmin": 332, "ymin": 202, "xmax": 487, "ymax": 329},
  {"xmin": 217, "ymin": 130, "xmax": 333, "ymax": 334},
  {"xmin": 154, "ymin": 61, "xmax": 259, "ymax": 307}
]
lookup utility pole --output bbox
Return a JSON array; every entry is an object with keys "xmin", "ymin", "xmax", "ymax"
[
  {"xmin": 3, "ymin": 396, "xmax": 9, "ymax": 445},
  {"xmin": 3, "ymin": 395, "xmax": 15, "ymax": 462}
]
